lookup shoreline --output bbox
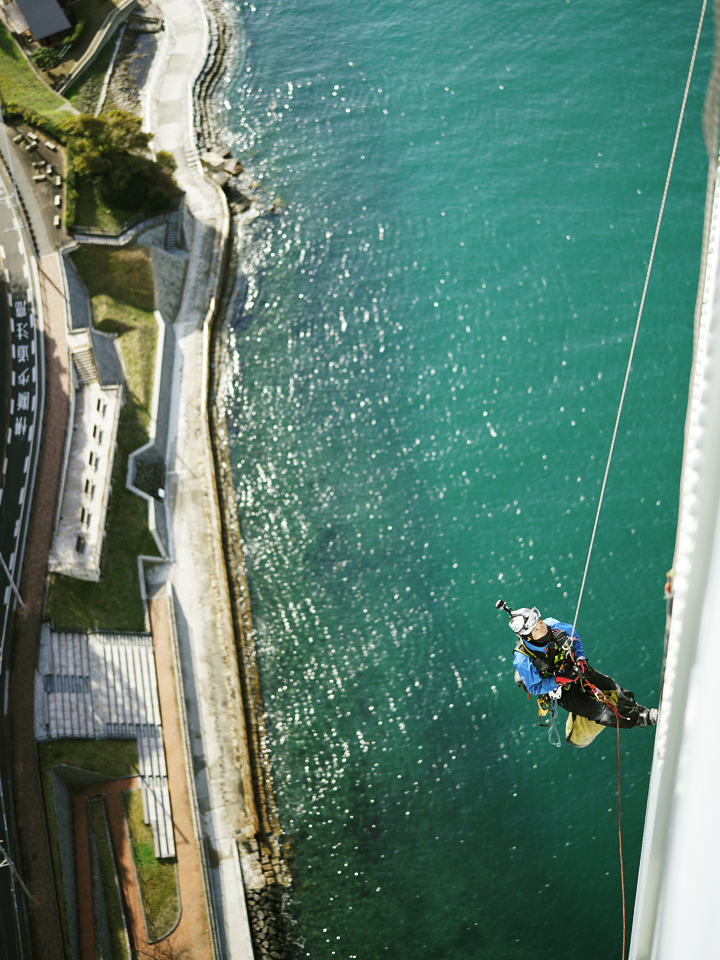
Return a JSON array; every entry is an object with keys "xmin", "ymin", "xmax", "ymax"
[
  {"xmin": 140, "ymin": 0, "xmax": 294, "ymax": 956},
  {"xmin": 0, "ymin": 0, "xmax": 294, "ymax": 954}
]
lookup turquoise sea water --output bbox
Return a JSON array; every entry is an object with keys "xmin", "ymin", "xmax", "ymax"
[{"xmin": 218, "ymin": 2, "xmax": 711, "ymax": 957}]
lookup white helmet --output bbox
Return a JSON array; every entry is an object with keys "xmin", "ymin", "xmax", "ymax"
[{"xmin": 508, "ymin": 606, "xmax": 541, "ymax": 637}]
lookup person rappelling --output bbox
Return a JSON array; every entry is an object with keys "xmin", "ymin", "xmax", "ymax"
[{"xmin": 496, "ymin": 600, "xmax": 657, "ymax": 747}]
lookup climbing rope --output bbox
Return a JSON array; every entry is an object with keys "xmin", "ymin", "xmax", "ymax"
[{"xmin": 571, "ymin": 0, "xmax": 709, "ymax": 643}]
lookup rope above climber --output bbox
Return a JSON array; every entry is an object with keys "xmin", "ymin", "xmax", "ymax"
[{"xmin": 496, "ymin": 600, "xmax": 657, "ymax": 746}]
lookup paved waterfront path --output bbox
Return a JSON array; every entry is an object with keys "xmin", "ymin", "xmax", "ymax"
[
  {"xmin": 144, "ymin": 1, "xmax": 257, "ymax": 956},
  {"xmin": 149, "ymin": 594, "xmax": 216, "ymax": 960}
]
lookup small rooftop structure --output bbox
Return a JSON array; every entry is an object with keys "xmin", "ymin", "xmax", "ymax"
[
  {"xmin": 11, "ymin": 0, "xmax": 71, "ymax": 42},
  {"xmin": 3, "ymin": 2, "xmax": 30, "ymax": 35}
]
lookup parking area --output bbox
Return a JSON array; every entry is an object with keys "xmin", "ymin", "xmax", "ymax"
[{"xmin": 0, "ymin": 121, "xmax": 69, "ymax": 254}]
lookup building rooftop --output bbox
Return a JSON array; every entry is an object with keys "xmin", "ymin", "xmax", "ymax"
[
  {"xmin": 48, "ymin": 376, "xmax": 122, "ymax": 581},
  {"xmin": 13, "ymin": 0, "xmax": 70, "ymax": 40}
]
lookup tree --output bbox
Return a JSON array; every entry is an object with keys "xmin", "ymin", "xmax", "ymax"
[
  {"xmin": 137, "ymin": 939, "xmax": 191, "ymax": 960},
  {"xmin": 60, "ymin": 109, "xmax": 153, "ymax": 190},
  {"xmin": 30, "ymin": 47, "xmax": 60, "ymax": 72}
]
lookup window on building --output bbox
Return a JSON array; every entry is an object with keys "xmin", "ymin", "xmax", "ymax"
[{"xmin": 75, "ymin": 536, "xmax": 86, "ymax": 554}]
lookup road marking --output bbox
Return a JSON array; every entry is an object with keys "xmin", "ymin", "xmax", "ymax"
[
  {"xmin": 13, "ymin": 520, "xmax": 19, "ymax": 537},
  {"xmin": 22, "ymin": 264, "xmax": 28, "ymax": 279},
  {"xmin": 3, "ymin": 269, "xmax": 8, "ymax": 282},
  {"xmin": 2, "ymin": 457, "xmax": 7, "ymax": 474},
  {"xmin": 3, "ymin": 673, "xmax": 9, "ymax": 716},
  {"xmin": 7, "ymin": 293, "xmax": 11, "ymax": 306},
  {"xmin": 18, "ymin": 487, "xmax": 24, "ymax": 505},
  {"xmin": 23, "ymin": 456, "xmax": 29, "ymax": 474},
  {"xmin": 0, "ymin": 245, "xmax": 5, "ymax": 259},
  {"xmin": 17, "ymin": 241, "xmax": 22, "ymax": 254}
]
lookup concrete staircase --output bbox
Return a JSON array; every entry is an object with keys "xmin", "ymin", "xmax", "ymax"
[{"xmin": 35, "ymin": 625, "xmax": 176, "ymax": 859}]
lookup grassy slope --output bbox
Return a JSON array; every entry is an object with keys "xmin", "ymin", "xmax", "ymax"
[
  {"xmin": 75, "ymin": 178, "xmax": 138, "ymax": 231},
  {"xmin": 65, "ymin": 36, "xmax": 116, "ymax": 113},
  {"xmin": 45, "ymin": 246, "xmax": 159, "ymax": 631},
  {"xmin": 38, "ymin": 739, "xmax": 140, "ymax": 960},
  {"xmin": 122, "ymin": 788, "xmax": 180, "ymax": 941},
  {"xmin": 0, "ymin": 27, "xmax": 69, "ymax": 129}
]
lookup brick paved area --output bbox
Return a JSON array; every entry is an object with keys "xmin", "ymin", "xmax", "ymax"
[
  {"xmin": 9, "ymin": 253, "xmax": 69, "ymax": 960},
  {"xmin": 149, "ymin": 595, "xmax": 215, "ymax": 960},
  {"xmin": 72, "ymin": 776, "xmax": 142, "ymax": 960}
]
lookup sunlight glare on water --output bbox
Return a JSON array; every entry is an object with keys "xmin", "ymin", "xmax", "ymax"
[{"xmin": 217, "ymin": 1, "xmax": 711, "ymax": 957}]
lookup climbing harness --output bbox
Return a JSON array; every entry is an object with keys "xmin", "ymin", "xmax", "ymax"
[
  {"xmin": 514, "ymin": 629, "xmax": 574, "ymax": 678},
  {"xmin": 496, "ymin": 7, "xmax": 707, "ymax": 949},
  {"xmin": 534, "ymin": 695, "xmax": 562, "ymax": 746}
]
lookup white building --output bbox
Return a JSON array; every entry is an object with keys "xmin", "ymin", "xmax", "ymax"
[{"xmin": 48, "ymin": 328, "xmax": 123, "ymax": 581}]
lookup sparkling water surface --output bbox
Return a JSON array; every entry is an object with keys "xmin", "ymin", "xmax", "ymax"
[{"xmin": 217, "ymin": 2, "xmax": 711, "ymax": 957}]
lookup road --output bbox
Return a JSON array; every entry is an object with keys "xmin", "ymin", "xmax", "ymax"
[{"xmin": 0, "ymin": 127, "xmax": 45, "ymax": 960}]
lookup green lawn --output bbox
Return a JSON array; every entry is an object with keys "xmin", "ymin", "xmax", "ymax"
[
  {"xmin": 45, "ymin": 246, "xmax": 159, "ymax": 632},
  {"xmin": 38, "ymin": 739, "xmax": 140, "ymax": 960},
  {"xmin": 74, "ymin": 177, "xmax": 140, "ymax": 232},
  {"xmin": 88, "ymin": 797, "xmax": 132, "ymax": 960},
  {"xmin": 122, "ymin": 789, "xmax": 180, "ymax": 941},
  {"xmin": 0, "ymin": 27, "xmax": 70, "ymax": 133}
]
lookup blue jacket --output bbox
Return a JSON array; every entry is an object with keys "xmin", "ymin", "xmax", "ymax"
[{"xmin": 512, "ymin": 618, "xmax": 586, "ymax": 697}]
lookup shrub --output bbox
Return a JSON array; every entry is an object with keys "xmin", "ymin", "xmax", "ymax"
[
  {"xmin": 3, "ymin": 100, "xmax": 64, "ymax": 141},
  {"xmin": 68, "ymin": 14, "xmax": 86, "ymax": 48},
  {"xmin": 64, "ymin": 156, "xmax": 77, "ymax": 227}
]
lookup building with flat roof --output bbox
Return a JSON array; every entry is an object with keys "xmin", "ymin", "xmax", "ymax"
[{"xmin": 48, "ymin": 327, "xmax": 124, "ymax": 582}]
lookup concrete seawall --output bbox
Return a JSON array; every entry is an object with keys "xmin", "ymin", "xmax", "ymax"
[{"xmin": 142, "ymin": 0, "xmax": 292, "ymax": 956}]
